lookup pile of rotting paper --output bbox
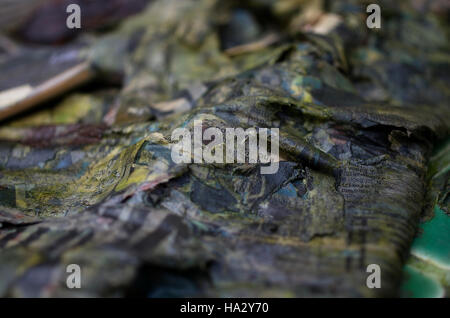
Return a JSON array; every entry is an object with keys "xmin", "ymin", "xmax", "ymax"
[{"xmin": 0, "ymin": 0, "xmax": 448, "ymax": 297}]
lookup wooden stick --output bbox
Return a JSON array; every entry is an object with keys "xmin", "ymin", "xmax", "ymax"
[{"xmin": 0, "ymin": 61, "xmax": 95, "ymax": 121}]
